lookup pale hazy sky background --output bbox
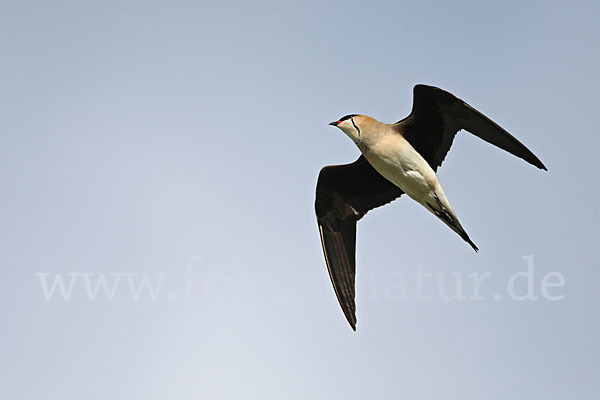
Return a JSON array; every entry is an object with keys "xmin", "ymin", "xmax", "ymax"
[{"xmin": 1, "ymin": 0, "xmax": 599, "ymax": 399}]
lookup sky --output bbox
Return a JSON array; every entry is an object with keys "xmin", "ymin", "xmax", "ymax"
[{"xmin": 1, "ymin": 0, "xmax": 599, "ymax": 399}]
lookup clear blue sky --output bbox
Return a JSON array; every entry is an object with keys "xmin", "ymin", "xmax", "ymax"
[{"xmin": 1, "ymin": 1, "xmax": 598, "ymax": 399}]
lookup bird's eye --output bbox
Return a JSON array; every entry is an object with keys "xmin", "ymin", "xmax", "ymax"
[{"xmin": 339, "ymin": 114, "xmax": 357, "ymax": 122}]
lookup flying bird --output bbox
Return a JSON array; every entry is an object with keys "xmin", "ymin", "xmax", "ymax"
[{"xmin": 315, "ymin": 84, "xmax": 546, "ymax": 330}]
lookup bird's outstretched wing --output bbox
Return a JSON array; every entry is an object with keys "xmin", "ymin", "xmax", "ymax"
[
  {"xmin": 396, "ymin": 84, "xmax": 547, "ymax": 171},
  {"xmin": 315, "ymin": 155, "xmax": 403, "ymax": 330}
]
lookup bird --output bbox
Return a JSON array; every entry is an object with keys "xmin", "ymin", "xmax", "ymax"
[{"xmin": 315, "ymin": 84, "xmax": 546, "ymax": 330}]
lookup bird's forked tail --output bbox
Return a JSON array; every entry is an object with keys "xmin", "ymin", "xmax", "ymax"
[{"xmin": 426, "ymin": 194, "xmax": 479, "ymax": 252}]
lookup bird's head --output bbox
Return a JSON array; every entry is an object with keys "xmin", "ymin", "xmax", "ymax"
[{"xmin": 329, "ymin": 114, "xmax": 371, "ymax": 143}]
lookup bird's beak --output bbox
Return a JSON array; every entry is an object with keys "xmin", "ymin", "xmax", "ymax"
[{"xmin": 329, "ymin": 121, "xmax": 339, "ymax": 126}]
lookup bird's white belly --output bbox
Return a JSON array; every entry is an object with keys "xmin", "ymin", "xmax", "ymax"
[{"xmin": 361, "ymin": 135, "xmax": 438, "ymax": 200}]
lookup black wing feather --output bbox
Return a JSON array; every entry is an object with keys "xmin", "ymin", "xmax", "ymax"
[
  {"xmin": 398, "ymin": 84, "xmax": 547, "ymax": 171},
  {"xmin": 315, "ymin": 156, "xmax": 403, "ymax": 330}
]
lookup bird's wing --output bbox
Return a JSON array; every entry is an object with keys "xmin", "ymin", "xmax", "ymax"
[
  {"xmin": 315, "ymin": 155, "xmax": 404, "ymax": 330},
  {"xmin": 396, "ymin": 84, "xmax": 547, "ymax": 171}
]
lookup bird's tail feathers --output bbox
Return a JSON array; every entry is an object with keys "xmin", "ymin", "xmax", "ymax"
[{"xmin": 426, "ymin": 196, "xmax": 479, "ymax": 252}]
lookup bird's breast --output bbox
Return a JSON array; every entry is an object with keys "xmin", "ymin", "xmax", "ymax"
[{"xmin": 360, "ymin": 134, "xmax": 437, "ymax": 196}]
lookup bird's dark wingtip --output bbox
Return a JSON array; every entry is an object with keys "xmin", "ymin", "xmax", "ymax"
[
  {"xmin": 535, "ymin": 160, "xmax": 548, "ymax": 171},
  {"xmin": 528, "ymin": 156, "xmax": 547, "ymax": 171},
  {"xmin": 345, "ymin": 314, "xmax": 357, "ymax": 331},
  {"xmin": 340, "ymin": 308, "xmax": 357, "ymax": 331}
]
